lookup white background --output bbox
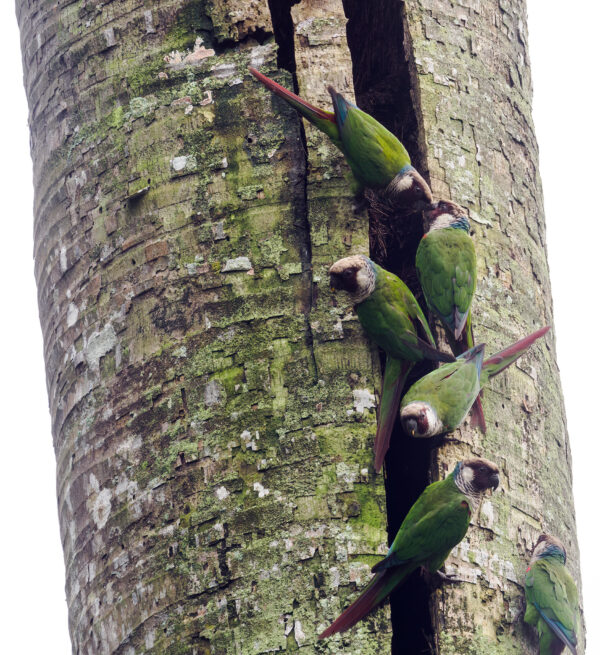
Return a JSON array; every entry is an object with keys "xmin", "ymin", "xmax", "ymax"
[{"xmin": 0, "ymin": 1, "xmax": 596, "ymax": 652}]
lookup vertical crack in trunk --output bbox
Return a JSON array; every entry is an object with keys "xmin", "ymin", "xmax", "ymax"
[
  {"xmin": 267, "ymin": 0, "xmax": 318, "ymax": 380},
  {"xmin": 269, "ymin": 0, "xmax": 436, "ymax": 648},
  {"xmin": 343, "ymin": 1, "xmax": 435, "ymax": 652}
]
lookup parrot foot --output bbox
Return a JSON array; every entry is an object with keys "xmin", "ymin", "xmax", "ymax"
[
  {"xmin": 419, "ymin": 567, "xmax": 465, "ymax": 585},
  {"xmin": 434, "ymin": 569, "xmax": 465, "ymax": 584}
]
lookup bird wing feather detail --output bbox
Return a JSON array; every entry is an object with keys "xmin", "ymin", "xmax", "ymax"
[{"xmin": 527, "ymin": 560, "xmax": 578, "ymax": 654}]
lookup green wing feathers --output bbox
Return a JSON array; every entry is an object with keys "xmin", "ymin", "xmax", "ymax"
[
  {"xmin": 320, "ymin": 478, "xmax": 470, "ymax": 638},
  {"xmin": 416, "ymin": 228, "xmax": 476, "ymax": 341},
  {"xmin": 358, "ymin": 266, "xmax": 453, "ymax": 363},
  {"xmin": 401, "ymin": 357, "xmax": 481, "ymax": 432},
  {"xmin": 525, "ymin": 560, "xmax": 578, "ymax": 654},
  {"xmin": 381, "ymin": 477, "xmax": 471, "ymax": 569},
  {"xmin": 334, "ymin": 95, "xmax": 411, "ymax": 188}
]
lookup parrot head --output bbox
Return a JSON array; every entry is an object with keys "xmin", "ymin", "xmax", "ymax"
[
  {"xmin": 329, "ymin": 255, "xmax": 376, "ymax": 303},
  {"xmin": 389, "ymin": 166, "xmax": 434, "ymax": 209},
  {"xmin": 425, "ymin": 199, "xmax": 470, "ymax": 231},
  {"xmin": 530, "ymin": 534, "xmax": 567, "ymax": 564},
  {"xmin": 457, "ymin": 458, "xmax": 500, "ymax": 493},
  {"xmin": 399, "ymin": 401, "xmax": 443, "ymax": 438}
]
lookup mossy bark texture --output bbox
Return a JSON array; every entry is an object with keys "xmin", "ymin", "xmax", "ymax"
[
  {"xmin": 17, "ymin": 0, "xmax": 388, "ymax": 653},
  {"xmin": 17, "ymin": 0, "xmax": 581, "ymax": 654}
]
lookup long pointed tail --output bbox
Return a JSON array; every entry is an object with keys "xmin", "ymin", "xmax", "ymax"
[
  {"xmin": 537, "ymin": 603, "xmax": 578, "ymax": 655},
  {"xmin": 452, "ymin": 316, "xmax": 486, "ymax": 431},
  {"xmin": 480, "ymin": 326, "xmax": 550, "ymax": 385},
  {"xmin": 318, "ymin": 566, "xmax": 410, "ymax": 639},
  {"xmin": 453, "ymin": 310, "xmax": 474, "ymax": 355},
  {"xmin": 417, "ymin": 336, "xmax": 456, "ymax": 363},
  {"xmin": 248, "ymin": 67, "xmax": 340, "ymax": 144},
  {"xmin": 469, "ymin": 395, "xmax": 487, "ymax": 432},
  {"xmin": 374, "ymin": 359, "xmax": 412, "ymax": 472}
]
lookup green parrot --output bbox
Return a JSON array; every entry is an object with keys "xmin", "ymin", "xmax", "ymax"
[
  {"xmin": 318, "ymin": 457, "xmax": 500, "ymax": 638},
  {"xmin": 249, "ymin": 67, "xmax": 433, "ymax": 207},
  {"xmin": 416, "ymin": 199, "xmax": 476, "ymax": 350},
  {"xmin": 329, "ymin": 255, "xmax": 454, "ymax": 471},
  {"xmin": 525, "ymin": 534, "xmax": 579, "ymax": 654},
  {"xmin": 400, "ymin": 326, "xmax": 550, "ymax": 437},
  {"xmin": 415, "ymin": 199, "xmax": 489, "ymax": 430}
]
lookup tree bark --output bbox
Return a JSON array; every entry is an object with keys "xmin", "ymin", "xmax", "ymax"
[{"xmin": 17, "ymin": 0, "xmax": 582, "ymax": 654}]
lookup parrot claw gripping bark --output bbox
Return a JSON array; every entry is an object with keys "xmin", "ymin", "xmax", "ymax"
[
  {"xmin": 249, "ymin": 67, "xmax": 433, "ymax": 209},
  {"xmin": 329, "ymin": 255, "xmax": 454, "ymax": 471},
  {"xmin": 318, "ymin": 458, "xmax": 500, "ymax": 638},
  {"xmin": 525, "ymin": 534, "xmax": 579, "ymax": 654},
  {"xmin": 400, "ymin": 326, "xmax": 550, "ymax": 437}
]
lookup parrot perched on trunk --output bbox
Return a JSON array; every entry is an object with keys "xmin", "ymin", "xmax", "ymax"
[
  {"xmin": 249, "ymin": 67, "xmax": 433, "ymax": 208},
  {"xmin": 329, "ymin": 255, "xmax": 454, "ymax": 471},
  {"xmin": 318, "ymin": 457, "xmax": 500, "ymax": 638},
  {"xmin": 415, "ymin": 199, "xmax": 488, "ymax": 431},
  {"xmin": 525, "ymin": 534, "xmax": 579, "ymax": 655},
  {"xmin": 416, "ymin": 200, "xmax": 476, "ymax": 351},
  {"xmin": 400, "ymin": 326, "xmax": 550, "ymax": 437}
]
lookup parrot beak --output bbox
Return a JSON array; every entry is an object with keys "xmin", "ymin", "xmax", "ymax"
[
  {"xmin": 404, "ymin": 418, "xmax": 418, "ymax": 437},
  {"xmin": 490, "ymin": 473, "xmax": 500, "ymax": 491},
  {"xmin": 329, "ymin": 274, "xmax": 343, "ymax": 293}
]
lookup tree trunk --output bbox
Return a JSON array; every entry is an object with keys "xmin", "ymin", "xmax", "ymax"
[{"xmin": 16, "ymin": 0, "xmax": 582, "ymax": 654}]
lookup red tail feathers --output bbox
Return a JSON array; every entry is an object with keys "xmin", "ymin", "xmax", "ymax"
[
  {"xmin": 248, "ymin": 67, "xmax": 335, "ymax": 122},
  {"xmin": 481, "ymin": 326, "xmax": 550, "ymax": 383},
  {"xmin": 318, "ymin": 569, "xmax": 397, "ymax": 639},
  {"xmin": 469, "ymin": 394, "xmax": 487, "ymax": 432},
  {"xmin": 374, "ymin": 360, "xmax": 412, "ymax": 472}
]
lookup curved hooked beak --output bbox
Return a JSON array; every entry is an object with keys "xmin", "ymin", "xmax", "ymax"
[
  {"xmin": 329, "ymin": 274, "xmax": 343, "ymax": 293},
  {"xmin": 404, "ymin": 418, "xmax": 418, "ymax": 438},
  {"xmin": 490, "ymin": 473, "xmax": 500, "ymax": 491}
]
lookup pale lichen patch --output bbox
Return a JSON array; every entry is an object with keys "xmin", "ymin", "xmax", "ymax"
[
  {"xmin": 253, "ymin": 482, "xmax": 270, "ymax": 498},
  {"xmin": 204, "ymin": 379, "xmax": 222, "ymax": 406},
  {"xmin": 480, "ymin": 499, "xmax": 495, "ymax": 529},
  {"xmin": 170, "ymin": 154, "xmax": 197, "ymax": 173},
  {"xmin": 67, "ymin": 302, "xmax": 79, "ymax": 327},
  {"xmin": 215, "ymin": 486, "xmax": 229, "ymax": 501},
  {"xmin": 352, "ymin": 388, "xmax": 376, "ymax": 413},
  {"xmin": 87, "ymin": 473, "xmax": 112, "ymax": 530},
  {"xmin": 85, "ymin": 323, "xmax": 117, "ymax": 372},
  {"xmin": 223, "ymin": 256, "xmax": 252, "ymax": 272},
  {"xmin": 294, "ymin": 620, "xmax": 306, "ymax": 646},
  {"xmin": 59, "ymin": 246, "xmax": 68, "ymax": 273},
  {"xmin": 164, "ymin": 37, "xmax": 215, "ymax": 69}
]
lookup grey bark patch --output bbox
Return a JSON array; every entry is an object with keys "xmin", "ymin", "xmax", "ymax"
[
  {"xmin": 204, "ymin": 379, "xmax": 223, "ymax": 406},
  {"xmin": 222, "ymin": 257, "xmax": 252, "ymax": 272}
]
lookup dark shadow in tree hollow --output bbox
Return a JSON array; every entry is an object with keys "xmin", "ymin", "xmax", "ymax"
[{"xmin": 343, "ymin": 1, "xmax": 437, "ymax": 652}]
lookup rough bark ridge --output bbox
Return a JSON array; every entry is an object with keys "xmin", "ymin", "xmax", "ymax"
[{"xmin": 17, "ymin": 0, "xmax": 390, "ymax": 652}]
